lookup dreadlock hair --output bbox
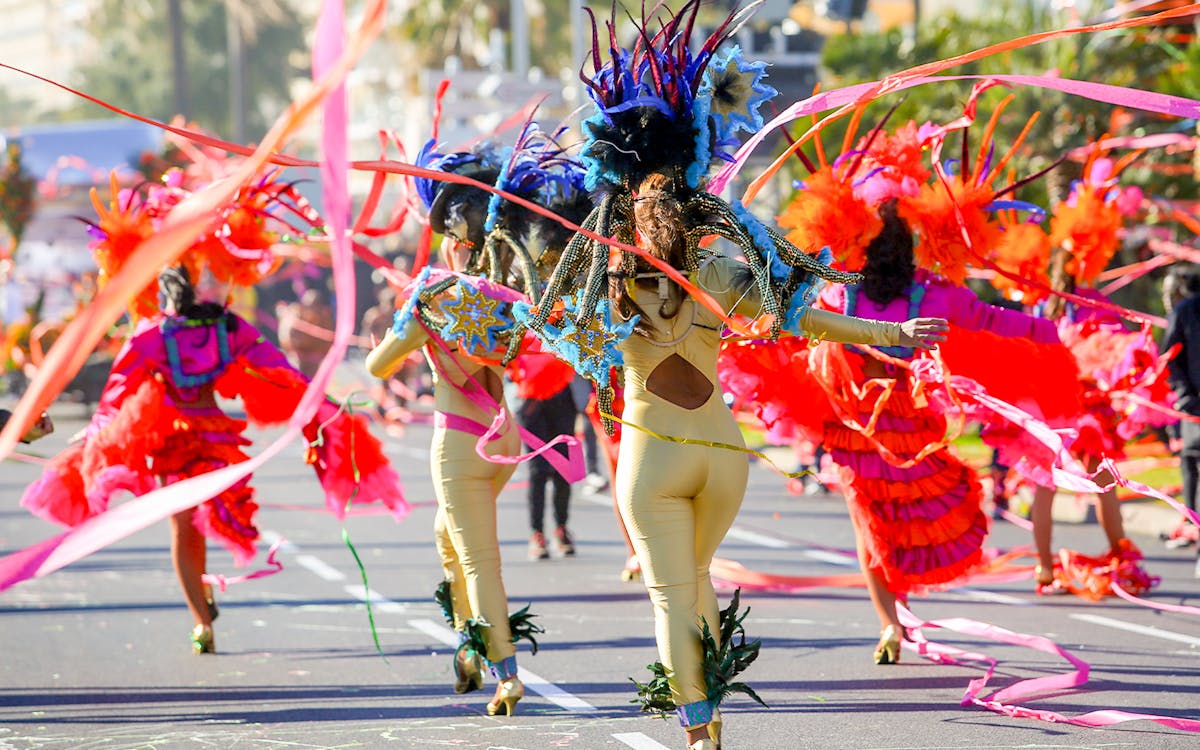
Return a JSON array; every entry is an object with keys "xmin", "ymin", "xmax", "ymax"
[
  {"xmin": 860, "ymin": 198, "xmax": 916, "ymax": 308},
  {"xmin": 612, "ymin": 172, "xmax": 689, "ymax": 333}
]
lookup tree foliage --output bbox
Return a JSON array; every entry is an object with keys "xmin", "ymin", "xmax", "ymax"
[
  {"xmin": 812, "ymin": 0, "xmax": 1199, "ymax": 314},
  {"xmin": 70, "ymin": 0, "xmax": 309, "ymax": 141}
]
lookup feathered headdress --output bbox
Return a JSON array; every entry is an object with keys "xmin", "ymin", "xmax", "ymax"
[
  {"xmin": 86, "ymin": 168, "xmax": 320, "ymax": 319},
  {"xmin": 782, "ymin": 85, "xmax": 1061, "ymax": 285},
  {"xmin": 413, "ymin": 120, "xmax": 588, "ymax": 300},
  {"xmin": 1049, "ymin": 149, "xmax": 1142, "ymax": 286},
  {"xmin": 579, "ymin": 0, "xmax": 775, "ymax": 191},
  {"xmin": 508, "ymin": 1, "xmax": 862, "ymax": 433}
]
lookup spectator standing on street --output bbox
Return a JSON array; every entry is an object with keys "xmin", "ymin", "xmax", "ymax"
[
  {"xmin": 1162, "ymin": 264, "xmax": 1200, "ymax": 573},
  {"xmin": 512, "ymin": 355, "xmax": 579, "ymax": 559},
  {"xmin": 278, "ymin": 287, "xmax": 334, "ymax": 378}
]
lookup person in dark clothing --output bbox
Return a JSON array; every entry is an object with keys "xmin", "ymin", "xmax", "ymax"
[
  {"xmin": 1162, "ymin": 264, "xmax": 1200, "ymax": 573},
  {"xmin": 517, "ymin": 384, "xmax": 579, "ymax": 559}
]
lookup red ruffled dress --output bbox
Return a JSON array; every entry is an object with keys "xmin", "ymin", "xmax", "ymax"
[
  {"xmin": 815, "ymin": 274, "xmax": 1058, "ymax": 594},
  {"xmin": 21, "ymin": 312, "xmax": 405, "ymax": 564}
]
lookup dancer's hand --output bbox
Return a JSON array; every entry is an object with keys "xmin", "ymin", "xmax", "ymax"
[{"xmin": 899, "ymin": 317, "xmax": 949, "ymax": 350}]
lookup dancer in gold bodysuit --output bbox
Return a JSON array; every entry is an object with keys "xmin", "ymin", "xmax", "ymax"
[{"xmin": 367, "ymin": 127, "xmax": 589, "ymax": 715}]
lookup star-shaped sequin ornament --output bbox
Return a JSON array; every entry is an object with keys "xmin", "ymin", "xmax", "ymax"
[
  {"xmin": 439, "ymin": 279, "xmax": 512, "ymax": 354},
  {"xmin": 700, "ymin": 46, "xmax": 778, "ymax": 141},
  {"xmin": 512, "ymin": 291, "xmax": 638, "ymax": 388}
]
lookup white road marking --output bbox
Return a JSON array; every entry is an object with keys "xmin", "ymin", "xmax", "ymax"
[
  {"xmin": 802, "ymin": 549, "xmax": 857, "ymax": 567},
  {"xmin": 408, "ymin": 618, "xmax": 597, "ymax": 712},
  {"xmin": 343, "ymin": 584, "xmax": 407, "ymax": 613},
  {"xmin": 280, "ymin": 536, "xmax": 597, "ymax": 713},
  {"xmin": 612, "ymin": 733, "xmax": 672, "ymax": 750},
  {"xmin": 258, "ymin": 530, "xmax": 297, "ymax": 552},
  {"xmin": 951, "ymin": 588, "xmax": 1031, "ymax": 606},
  {"xmin": 296, "ymin": 554, "xmax": 346, "ymax": 581},
  {"xmin": 409, "ymin": 617, "xmax": 460, "ymax": 646},
  {"xmin": 1070, "ymin": 613, "xmax": 1200, "ymax": 646},
  {"xmin": 726, "ymin": 526, "xmax": 789, "ymax": 549}
]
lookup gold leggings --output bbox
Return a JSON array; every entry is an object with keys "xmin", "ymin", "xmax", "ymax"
[
  {"xmin": 432, "ymin": 417, "xmax": 520, "ymax": 663},
  {"xmin": 615, "ymin": 394, "xmax": 747, "ymax": 712}
]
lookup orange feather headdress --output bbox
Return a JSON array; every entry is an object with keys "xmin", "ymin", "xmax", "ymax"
[{"xmin": 86, "ymin": 168, "xmax": 322, "ymax": 318}]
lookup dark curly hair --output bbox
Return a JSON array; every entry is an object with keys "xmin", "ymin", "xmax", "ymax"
[
  {"xmin": 860, "ymin": 199, "xmax": 916, "ymax": 308},
  {"xmin": 158, "ymin": 265, "xmax": 229, "ymax": 322}
]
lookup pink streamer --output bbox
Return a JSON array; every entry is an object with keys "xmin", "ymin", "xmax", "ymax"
[
  {"xmin": 711, "ymin": 72, "xmax": 1200, "ymax": 194},
  {"xmin": 897, "ymin": 604, "xmax": 1200, "ymax": 732},
  {"xmin": 0, "ymin": 0, "xmax": 388, "ymax": 592},
  {"xmin": 423, "ymin": 328, "xmax": 585, "ymax": 483},
  {"xmin": 1110, "ymin": 580, "xmax": 1200, "ymax": 616},
  {"xmin": 202, "ymin": 538, "xmax": 286, "ymax": 592}
]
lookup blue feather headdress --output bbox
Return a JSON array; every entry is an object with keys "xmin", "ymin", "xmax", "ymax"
[{"xmin": 579, "ymin": 0, "xmax": 776, "ymax": 191}]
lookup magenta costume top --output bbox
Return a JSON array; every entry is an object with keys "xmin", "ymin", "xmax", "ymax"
[
  {"xmin": 823, "ymin": 269, "xmax": 1059, "ymax": 348},
  {"xmin": 22, "ymin": 311, "xmax": 405, "ymax": 564}
]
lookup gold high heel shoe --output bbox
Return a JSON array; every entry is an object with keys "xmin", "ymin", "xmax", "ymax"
[
  {"xmin": 620, "ymin": 555, "xmax": 641, "ymax": 582},
  {"xmin": 486, "ymin": 677, "xmax": 524, "ymax": 716},
  {"xmin": 1034, "ymin": 564, "xmax": 1066, "ymax": 595},
  {"xmin": 707, "ymin": 707, "xmax": 722, "ymax": 748},
  {"xmin": 453, "ymin": 643, "xmax": 484, "ymax": 694},
  {"xmin": 688, "ymin": 739, "xmax": 717, "ymax": 750},
  {"xmin": 190, "ymin": 624, "xmax": 215, "ymax": 654},
  {"xmin": 873, "ymin": 624, "xmax": 901, "ymax": 665}
]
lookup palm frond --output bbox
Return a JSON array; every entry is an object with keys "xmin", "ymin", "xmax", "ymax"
[
  {"xmin": 630, "ymin": 660, "xmax": 676, "ymax": 715},
  {"xmin": 507, "ymin": 604, "xmax": 545, "ymax": 655},
  {"xmin": 433, "ymin": 579, "xmax": 455, "ymax": 628}
]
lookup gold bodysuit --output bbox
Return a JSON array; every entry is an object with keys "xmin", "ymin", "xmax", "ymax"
[
  {"xmin": 616, "ymin": 255, "xmax": 901, "ymax": 718},
  {"xmin": 367, "ymin": 314, "xmax": 520, "ymax": 666}
]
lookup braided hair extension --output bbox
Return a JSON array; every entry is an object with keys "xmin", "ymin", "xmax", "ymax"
[{"xmin": 859, "ymin": 198, "xmax": 917, "ymax": 308}]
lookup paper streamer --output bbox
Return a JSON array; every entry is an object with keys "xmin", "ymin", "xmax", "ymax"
[
  {"xmin": 0, "ymin": 0, "xmax": 389, "ymax": 592},
  {"xmin": 712, "ymin": 2, "xmax": 1200, "ymax": 196},
  {"xmin": 897, "ymin": 603, "xmax": 1200, "ymax": 732},
  {"xmin": 202, "ymin": 538, "xmax": 286, "ymax": 592}
]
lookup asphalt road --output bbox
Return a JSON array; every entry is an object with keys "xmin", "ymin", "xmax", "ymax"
[{"xmin": 2, "ymin": 409, "xmax": 1198, "ymax": 750}]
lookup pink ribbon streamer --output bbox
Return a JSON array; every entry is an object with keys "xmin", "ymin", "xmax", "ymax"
[
  {"xmin": 201, "ymin": 538, "xmax": 286, "ymax": 592},
  {"xmin": 897, "ymin": 604, "xmax": 1200, "ymax": 732},
  {"xmin": 1110, "ymin": 580, "xmax": 1200, "ymax": 616},
  {"xmin": 422, "ymin": 325, "xmax": 585, "ymax": 483},
  {"xmin": 0, "ymin": 0, "xmax": 389, "ymax": 593},
  {"xmin": 712, "ymin": 70, "xmax": 1200, "ymax": 194}
]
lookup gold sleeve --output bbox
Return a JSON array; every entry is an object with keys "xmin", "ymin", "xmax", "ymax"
[
  {"xmin": 695, "ymin": 255, "xmax": 764, "ymax": 318},
  {"xmin": 365, "ymin": 314, "xmax": 429, "ymax": 378},
  {"xmin": 797, "ymin": 307, "xmax": 902, "ymax": 346}
]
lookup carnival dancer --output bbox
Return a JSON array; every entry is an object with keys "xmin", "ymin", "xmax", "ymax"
[
  {"xmin": 806, "ymin": 199, "xmax": 1060, "ymax": 661},
  {"xmin": 366, "ymin": 124, "xmax": 588, "ymax": 715},
  {"xmin": 985, "ymin": 149, "xmax": 1169, "ymax": 597},
  {"xmin": 20, "ymin": 171, "xmax": 405, "ymax": 654},
  {"xmin": 506, "ymin": 5, "xmax": 946, "ymax": 747},
  {"xmin": 757, "ymin": 93, "xmax": 1104, "ymax": 659}
]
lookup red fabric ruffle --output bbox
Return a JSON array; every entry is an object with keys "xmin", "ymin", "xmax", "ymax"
[
  {"xmin": 718, "ymin": 337, "xmax": 833, "ymax": 445},
  {"xmin": 303, "ymin": 400, "xmax": 407, "ymax": 518},
  {"xmin": 820, "ymin": 356, "xmax": 989, "ymax": 595},
  {"xmin": 20, "ymin": 443, "xmax": 90, "ymax": 527},
  {"xmin": 216, "ymin": 361, "xmax": 307, "ymax": 426},
  {"xmin": 506, "ymin": 351, "xmax": 575, "ymax": 400}
]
